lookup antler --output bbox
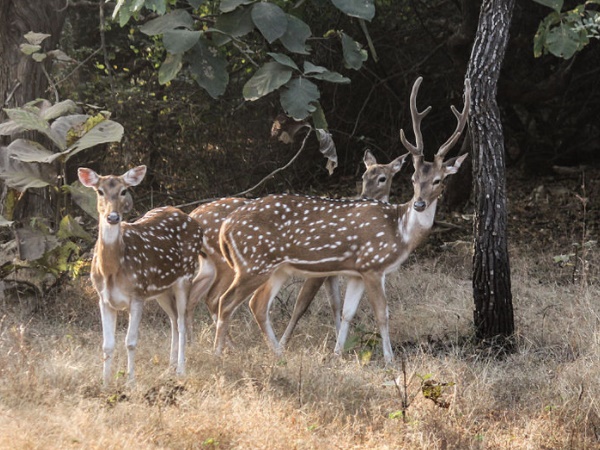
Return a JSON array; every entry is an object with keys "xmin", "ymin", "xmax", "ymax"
[
  {"xmin": 436, "ymin": 78, "xmax": 471, "ymax": 160},
  {"xmin": 400, "ymin": 77, "xmax": 432, "ymax": 157}
]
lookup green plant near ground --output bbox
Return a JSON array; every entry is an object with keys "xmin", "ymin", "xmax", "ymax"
[{"xmin": 0, "ymin": 98, "xmax": 124, "ymax": 287}]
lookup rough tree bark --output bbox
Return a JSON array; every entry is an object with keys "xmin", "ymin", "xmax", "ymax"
[
  {"xmin": 466, "ymin": 0, "xmax": 515, "ymax": 340},
  {"xmin": 0, "ymin": 0, "xmax": 68, "ymax": 220}
]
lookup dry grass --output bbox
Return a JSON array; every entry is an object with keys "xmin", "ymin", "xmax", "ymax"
[{"xmin": 1, "ymin": 245, "xmax": 600, "ymax": 449}]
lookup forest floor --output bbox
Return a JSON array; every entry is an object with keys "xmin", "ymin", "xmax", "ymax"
[{"xmin": 1, "ymin": 166, "xmax": 599, "ymax": 449}]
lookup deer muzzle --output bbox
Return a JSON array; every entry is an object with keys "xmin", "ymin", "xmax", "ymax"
[
  {"xmin": 106, "ymin": 212, "xmax": 121, "ymax": 225},
  {"xmin": 413, "ymin": 200, "xmax": 427, "ymax": 212}
]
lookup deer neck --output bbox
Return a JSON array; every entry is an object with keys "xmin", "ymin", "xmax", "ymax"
[
  {"xmin": 95, "ymin": 221, "xmax": 124, "ymax": 277},
  {"xmin": 398, "ymin": 199, "xmax": 438, "ymax": 250}
]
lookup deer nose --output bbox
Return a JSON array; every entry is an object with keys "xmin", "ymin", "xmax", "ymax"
[
  {"xmin": 413, "ymin": 200, "xmax": 427, "ymax": 212},
  {"xmin": 106, "ymin": 212, "xmax": 121, "ymax": 224}
]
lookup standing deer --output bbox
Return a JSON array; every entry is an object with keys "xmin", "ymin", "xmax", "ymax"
[
  {"xmin": 186, "ymin": 150, "xmax": 406, "ymax": 347},
  {"xmin": 78, "ymin": 165, "xmax": 203, "ymax": 386},
  {"xmin": 215, "ymin": 77, "xmax": 470, "ymax": 362}
]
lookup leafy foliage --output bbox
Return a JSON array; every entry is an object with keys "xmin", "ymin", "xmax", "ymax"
[
  {"xmin": 533, "ymin": 0, "xmax": 600, "ymax": 59},
  {"xmin": 112, "ymin": 0, "xmax": 373, "ymax": 129}
]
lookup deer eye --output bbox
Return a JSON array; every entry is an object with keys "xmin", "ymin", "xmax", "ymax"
[
  {"xmin": 97, "ymin": 189, "xmax": 105, "ymax": 196},
  {"xmin": 433, "ymin": 179, "xmax": 442, "ymax": 186},
  {"xmin": 120, "ymin": 189, "xmax": 128, "ymax": 197},
  {"xmin": 378, "ymin": 176, "xmax": 387, "ymax": 183}
]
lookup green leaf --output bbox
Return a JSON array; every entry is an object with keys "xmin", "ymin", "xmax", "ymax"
[
  {"xmin": 211, "ymin": 7, "xmax": 255, "ymax": 46},
  {"xmin": 0, "ymin": 146, "xmax": 57, "ymax": 191},
  {"xmin": 220, "ymin": 0, "xmax": 254, "ymax": 13},
  {"xmin": 279, "ymin": 14, "xmax": 311, "ymax": 55},
  {"xmin": 311, "ymin": 103, "xmax": 328, "ymax": 130},
  {"xmin": 61, "ymin": 120, "xmax": 124, "ymax": 163},
  {"xmin": 15, "ymin": 226, "xmax": 60, "ymax": 261},
  {"xmin": 243, "ymin": 62, "xmax": 293, "ymax": 101},
  {"xmin": 144, "ymin": 0, "xmax": 168, "ymax": 14},
  {"xmin": 546, "ymin": 22, "xmax": 582, "ymax": 58},
  {"xmin": 187, "ymin": 0, "xmax": 205, "ymax": 8},
  {"xmin": 6, "ymin": 139, "xmax": 55, "ymax": 163},
  {"xmin": 187, "ymin": 38, "xmax": 229, "ymax": 98},
  {"xmin": 341, "ymin": 32, "xmax": 368, "ymax": 70},
  {"xmin": 163, "ymin": 29, "xmax": 201, "ymax": 54},
  {"xmin": 40, "ymin": 100, "xmax": 78, "ymax": 121},
  {"xmin": 159, "ymin": 53, "xmax": 183, "ymax": 84},
  {"xmin": 4, "ymin": 107, "xmax": 65, "ymax": 150},
  {"xmin": 268, "ymin": 52, "xmax": 299, "ymax": 70},
  {"xmin": 309, "ymin": 71, "xmax": 350, "ymax": 84},
  {"xmin": 50, "ymin": 114, "xmax": 89, "ymax": 144},
  {"xmin": 0, "ymin": 120, "xmax": 25, "ymax": 136},
  {"xmin": 533, "ymin": 0, "xmax": 564, "ymax": 12},
  {"xmin": 139, "ymin": 9, "xmax": 194, "ymax": 36},
  {"xmin": 251, "ymin": 2, "xmax": 287, "ymax": 43},
  {"xmin": 57, "ymin": 215, "xmax": 94, "ymax": 242},
  {"xmin": 280, "ymin": 77, "xmax": 320, "ymax": 120},
  {"xmin": 332, "ymin": 0, "xmax": 375, "ymax": 21},
  {"xmin": 23, "ymin": 31, "xmax": 51, "ymax": 45},
  {"xmin": 32, "ymin": 53, "xmax": 47, "ymax": 62},
  {"xmin": 65, "ymin": 181, "xmax": 98, "ymax": 220},
  {"xmin": 20, "ymin": 43, "xmax": 41, "ymax": 55}
]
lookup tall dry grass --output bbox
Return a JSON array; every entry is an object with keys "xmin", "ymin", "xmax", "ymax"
[{"xmin": 1, "ymin": 244, "xmax": 599, "ymax": 449}]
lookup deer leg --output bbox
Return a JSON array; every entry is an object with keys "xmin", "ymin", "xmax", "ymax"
[
  {"xmin": 99, "ymin": 299, "xmax": 117, "ymax": 387},
  {"xmin": 187, "ymin": 256, "xmax": 217, "ymax": 342},
  {"xmin": 173, "ymin": 278, "xmax": 189, "ymax": 376},
  {"xmin": 279, "ymin": 277, "xmax": 326, "ymax": 348},
  {"xmin": 205, "ymin": 266, "xmax": 236, "ymax": 348},
  {"xmin": 214, "ymin": 273, "xmax": 268, "ymax": 355},
  {"xmin": 334, "ymin": 276, "xmax": 365, "ymax": 357},
  {"xmin": 156, "ymin": 293, "xmax": 178, "ymax": 368},
  {"xmin": 363, "ymin": 273, "xmax": 394, "ymax": 364},
  {"xmin": 324, "ymin": 276, "xmax": 342, "ymax": 333},
  {"xmin": 249, "ymin": 271, "xmax": 289, "ymax": 356},
  {"xmin": 125, "ymin": 300, "xmax": 144, "ymax": 384}
]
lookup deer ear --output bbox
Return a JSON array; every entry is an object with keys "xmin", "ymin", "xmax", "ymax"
[
  {"xmin": 363, "ymin": 149, "xmax": 377, "ymax": 168},
  {"xmin": 122, "ymin": 165, "xmax": 147, "ymax": 187},
  {"xmin": 390, "ymin": 153, "xmax": 409, "ymax": 174},
  {"xmin": 444, "ymin": 153, "xmax": 468, "ymax": 175},
  {"xmin": 78, "ymin": 168, "xmax": 99, "ymax": 188}
]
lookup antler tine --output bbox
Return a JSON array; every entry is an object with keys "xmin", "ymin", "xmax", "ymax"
[
  {"xmin": 436, "ymin": 78, "xmax": 471, "ymax": 159},
  {"xmin": 400, "ymin": 77, "xmax": 432, "ymax": 157}
]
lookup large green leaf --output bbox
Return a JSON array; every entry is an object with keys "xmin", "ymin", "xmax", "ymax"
[
  {"xmin": 220, "ymin": 0, "xmax": 254, "ymax": 13},
  {"xmin": 212, "ymin": 6, "xmax": 255, "ymax": 46},
  {"xmin": 64, "ymin": 181, "xmax": 98, "ymax": 220},
  {"xmin": 341, "ymin": 32, "xmax": 368, "ymax": 70},
  {"xmin": 546, "ymin": 22, "xmax": 581, "ymax": 58},
  {"xmin": 187, "ymin": 38, "xmax": 229, "ymax": 98},
  {"xmin": 24, "ymin": 31, "xmax": 51, "ymax": 45},
  {"xmin": 163, "ymin": 29, "xmax": 201, "ymax": 54},
  {"xmin": 61, "ymin": 120, "xmax": 124, "ymax": 163},
  {"xmin": 332, "ymin": 0, "xmax": 375, "ymax": 21},
  {"xmin": 279, "ymin": 14, "xmax": 311, "ymax": 55},
  {"xmin": 159, "ymin": 53, "xmax": 183, "ymax": 84},
  {"xmin": 50, "ymin": 114, "xmax": 89, "ymax": 143},
  {"xmin": 4, "ymin": 107, "xmax": 65, "ymax": 150},
  {"xmin": 0, "ymin": 120, "xmax": 25, "ymax": 136},
  {"xmin": 303, "ymin": 61, "xmax": 350, "ymax": 83},
  {"xmin": 139, "ymin": 9, "xmax": 194, "ymax": 36},
  {"xmin": 243, "ymin": 62, "xmax": 293, "ymax": 101},
  {"xmin": 0, "ymin": 146, "xmax": 57, "ymax": 191},
  {"xmin": 533, "ymin": 0, "xmax": 564, "ymax": 12},
  {"xmin": 57, "ymin": 214, "xmax": 94, "ymax": 242},
  {"xmin": 6, "ymin": 139, "xmax": 55, "ymax": 163},
  {"xmin": 15, "ymin": 226, "xmax": 60, "ymax": 261},
  {"xmin": 268, "ymin": 52, "xmax": 299, "ymax": 71},
  {"xmin": 251, "ymin": 2, "xmax": 287, "ymax": 43},
  {"xmin": 40, "ymin": 99, "xmax": 79, "ymax": 121},
  {"xmin": 280, "ymin": 77, "xmax": 320, "ymax": 120}
]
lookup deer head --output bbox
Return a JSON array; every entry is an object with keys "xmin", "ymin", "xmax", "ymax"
[{"xmin": 400, "ymin": 77, "xmax": 470, "ymax": 212}]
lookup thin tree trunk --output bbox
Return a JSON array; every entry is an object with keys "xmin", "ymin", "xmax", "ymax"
[
  {"xmin": 0, "ymin": 0, "xmax": 67, "ymax": 220},
  {"xmin": 466, "ymin": 0, "xmax": 515, "ymax": 341}
]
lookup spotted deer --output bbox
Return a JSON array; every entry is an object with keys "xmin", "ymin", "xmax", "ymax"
[
  {"xmin": 78, "ymin": 165, "xmax": 204, "ymax": 386},
  {"xmin": 187, "ymin": 150, "xmax": 406, "ymax": 347},
  {"xmin": 215, "ymin": 77, "xmax": 470, "ymax": 362}
]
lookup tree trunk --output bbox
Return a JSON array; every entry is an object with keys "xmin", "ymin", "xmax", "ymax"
[
  {"xmin": 0, "ymin": 0, "xmax": 68, "ymax": 220},
  {"xmin": 466, "ymin": 0, "xmax": 515, "ymax": 341}
]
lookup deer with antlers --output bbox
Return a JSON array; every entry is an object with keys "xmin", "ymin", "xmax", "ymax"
[
  {"xmin": 214, "ymin": 77, "xmax": 470, "ymax": 362},
  {"xmin": 78, "ymin": 165, "xmax": 204, "ymax": 386},
  {"xmin": 185, "ymin": 150, "xmax": 406, "ymax": 347}
]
